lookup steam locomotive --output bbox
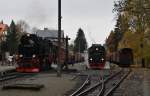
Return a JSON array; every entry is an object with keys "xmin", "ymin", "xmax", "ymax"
[
  {"xmin": 88, "ymin": 44, "xmax": 106, "ymax": 69},
  {"xmin": 16, "ymin": 33, "xmax": 85, "ymax": 73},
  {"xmin": 16, "ymin": 34, "xmax": 59, "ymax": 72}
]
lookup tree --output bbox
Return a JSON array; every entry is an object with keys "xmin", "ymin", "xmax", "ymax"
[
  {"xmin": 113, "ymin": 15, "xmax": 124, "ymax": 50},
  {"xmin": 106, "ymin": 30, "xmax": 117, "ymax": 52},
  {"xmin": 16, "ymin": 20, "xmax": 30, "ymax": 33},
  {"xmin": 6, "ymin": 20, "xmax": 19, "ymax": 55},
  {"xmin": 0, "ymin": 41, "xmax": 8, "ymax": 53},
  {"xmin": 74, "ymin": 28, "xmax": 88, "ymax": 53},
  {"xmin": 106, "ymin": 12, "xmax": 130, "ymax": 52},
  {"xmin": 0, "ymin": 41, "xmax": 8, "ymax": 64},
  {"xmin": 113, "ymin": 0, "xmax": 150, "ymax": 35},
  {"xmin": 16, "ymin": 20, "xmax": 30, "ymax": 40},
  {"xmin": 112, "ymin": 0, "xmax": 150, "ymax": 66}
]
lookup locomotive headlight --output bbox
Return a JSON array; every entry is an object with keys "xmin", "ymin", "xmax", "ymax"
[
  {"xmin": 27, "ymin": 34, "xmax": 30, "ymax": 37},
  {"xmin": 101, "ymin": 58, "xmax": 104, "ymax": 61},
  {"xmin": 96, "ymin": 48, "xmax": 99, "ymax": 50},
  {"xmin": 32, "ymin": 54, "xmax": 36, "ymax": 58},
  {"xmin": 90, "ymin": 58, "xmax": 93, "ymax": 61},
  {"xmin": 19, "ymin": 54, "xmax": 23, "ymax": 57}
]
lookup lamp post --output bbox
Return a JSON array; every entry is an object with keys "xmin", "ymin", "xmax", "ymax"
[{"xmin": 57, "ymin": 0, "xmax": 62, "ymax": 77}]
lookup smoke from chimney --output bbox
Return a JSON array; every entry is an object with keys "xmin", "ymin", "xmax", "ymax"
[{"xmin": 26, "ymin": 0, "xmax": 48, "ymax": 26}]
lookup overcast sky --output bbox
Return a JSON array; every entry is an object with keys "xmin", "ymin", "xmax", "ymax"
[{"xmin": 0, "ymin": 0, "xmax": 116, "ymax": 46}]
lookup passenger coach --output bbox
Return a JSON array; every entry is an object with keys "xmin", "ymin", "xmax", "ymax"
[{"xmin": 109, "ymin": 48, "xmax": 133, "ymax": 67}]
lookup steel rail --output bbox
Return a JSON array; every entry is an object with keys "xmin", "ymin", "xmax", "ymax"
[
  {"xmin": 75, "ymin": 69, "xmax": 123, "ymax": 96},
  {"xmin": 96, "ymin": 69, "xmax": 123, "ymax": 96},
  {"xmin": 70, "ymin": 75, "xmax": 90, "ymax": 96},
  {"xmin": 103, "ymin": 69, "xmax": 131, "ymax": 96},
  {"xmin": 97, "ymin": 77, "xmax": 104, "ymax": 96}
]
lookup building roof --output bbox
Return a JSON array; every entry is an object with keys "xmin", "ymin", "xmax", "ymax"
[
  {"xmin": 0, "ymin": 24, "xmax": 8, "ymax": 32},
  {"xmin": 0, "ymin": 23, "xmax": 8, "ymax": 41},
  {"xmin": 36, "ymin": 28, "xmax": 66, "ymax": 48},
  {"xmin": 36, "ymin": 28, "xmax": 64, "ymax": 41}
]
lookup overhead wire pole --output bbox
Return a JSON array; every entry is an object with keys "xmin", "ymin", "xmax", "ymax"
[{"xmin": 57, "ymin": 0, "xmax": 62, "ymax": 77}]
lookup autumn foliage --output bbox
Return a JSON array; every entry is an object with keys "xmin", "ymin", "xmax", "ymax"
[{"xmin": 106, "ymin": 0, "xmax": 150, "ymax": 67}]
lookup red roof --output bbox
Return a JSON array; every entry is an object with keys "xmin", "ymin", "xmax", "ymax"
[{"xmin": 0, "ymin": 24, "xmax": 8, "ymax": 32}]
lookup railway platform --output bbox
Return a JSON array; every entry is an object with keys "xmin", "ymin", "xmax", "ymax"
[
  {"xmin": 0, "ymin": 65, "xmax": 16, "ymax": 76},
  {"xmin": 0, "ymin": 64, "xmax": 81, "ymax": 96}
]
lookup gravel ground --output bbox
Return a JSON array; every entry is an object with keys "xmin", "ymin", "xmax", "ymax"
[
  {"xmin": 0, "ymin": 73, "xmax": 78, "ymax": 96},
  {"xmin": 66, "ymin": 63, "xmax": 120, "ymax": 96},
  {"xmin": 143, "ymin": 68, "xmax": 150, "ymax": 96},
  {"xmin": 113, "ymin": 68, "xmax": 150, "ymax": 96},
  {"xmin": 0, "ymin": 63, "xmax": 86, "ymax": 96},
  {"xmin": 64, "ymin": 75, "xmax": 88, "ymax": 96}
]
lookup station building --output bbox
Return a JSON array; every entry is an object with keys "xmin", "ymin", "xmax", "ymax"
[
  {"xmin": 36, "ymin": 28, "xmax": 65, "ymax": 47},
  {"xmin": 36, "ymin": 28, "xmax": 64, "ymax": 41}
]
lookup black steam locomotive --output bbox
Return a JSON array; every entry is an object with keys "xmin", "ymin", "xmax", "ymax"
[
  {"xmin": 88, "ymin": 44, "xmax": 106, "ymax": 69},
  {"xmin": 16, "ymin": 34, "xmax": 57, "ymax": 72}
]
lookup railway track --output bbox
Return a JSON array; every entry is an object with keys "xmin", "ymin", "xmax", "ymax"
[
  {"xmin": 70, "ymin": 68, "xmax": 131, "ymax": 96},
  {"xmin": 70, "ymin": 70, "xmax": 104, "ymax": 96},
  {"xmin": 102, "ymin": 68, "xmax": 131, "ymax": 96}
]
